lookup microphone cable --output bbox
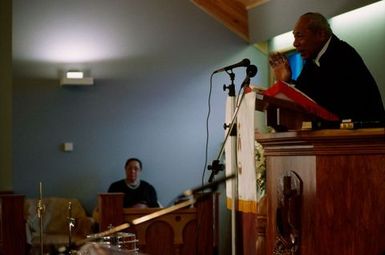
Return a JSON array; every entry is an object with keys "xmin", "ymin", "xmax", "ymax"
[{"xmin": 202, "ymin": 72, "xmax": 215, "ymax": 187}]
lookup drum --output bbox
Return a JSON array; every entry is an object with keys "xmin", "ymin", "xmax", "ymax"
[
  {"xmin": 112, "ymin": 232, "xmax": 139, "ymax": 251},
  {"xmin": 78, "ymin": 242, "xmax": 140, "ymax": 255},
  {"xmin": 85, "ymin": 232, "xmax": 139, "ymax": 254}
]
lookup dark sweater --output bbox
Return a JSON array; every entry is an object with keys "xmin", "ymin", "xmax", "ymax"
[{"xmin": 108, "ymin": 179, "xmax": 159, "ymax": 208}]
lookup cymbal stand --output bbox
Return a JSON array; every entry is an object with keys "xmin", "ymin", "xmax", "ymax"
[
  {"xmin": 36, "ymin": 182, "xmax": 45, "ymax": 255},
  {"xmin": 67, "ymin": 202, "xmax": 76, "ymax": 252}
]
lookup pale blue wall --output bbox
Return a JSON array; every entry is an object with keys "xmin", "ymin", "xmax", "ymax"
[
  {"xmin": 12, "ymin": 1, "xmax": 268, "ymax": 254},
  {"xmin": 11, "ymin": 1, "xmax": 384, "ymax": 254}
]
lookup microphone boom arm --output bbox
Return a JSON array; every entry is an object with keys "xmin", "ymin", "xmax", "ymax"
[{"xmin": 207, "ymin": 88, "xmax": 246, "ymax": 183}]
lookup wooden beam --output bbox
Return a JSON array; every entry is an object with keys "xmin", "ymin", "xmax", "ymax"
[
  {"xmin": 191, "ymin": 0, "xmax": 269, "ymax": 42},
  {"xmin": 191, "ymin": 0, "xmax": 250, "ymax": 41},
  {"xmin": 237, "ymin": 0, "xmax": 270, "ymax": 10}
]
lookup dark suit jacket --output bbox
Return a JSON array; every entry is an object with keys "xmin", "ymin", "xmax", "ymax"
[{"xmin": 294, "ymin": 34, "xmax": 384, "ymax": 123}]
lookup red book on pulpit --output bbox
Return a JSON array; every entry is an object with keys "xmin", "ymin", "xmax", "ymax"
[{"xmin": 261, "ymin": 80, "xmax": 339, "ymax": 121}]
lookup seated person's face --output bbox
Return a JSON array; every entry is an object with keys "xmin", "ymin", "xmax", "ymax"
[{"xmin": 125, "ymin": 160, "xmax": 141, "ymax": 184}]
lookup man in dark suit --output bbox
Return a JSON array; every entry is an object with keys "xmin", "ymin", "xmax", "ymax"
[{"xmin": 269, "ymin": 12, "xmax": 384, "ymax": 124}]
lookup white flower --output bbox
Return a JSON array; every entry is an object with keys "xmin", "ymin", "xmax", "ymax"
[{"xmin": 255, "ymin": 140, "xmax": 266, "ymax": 200}]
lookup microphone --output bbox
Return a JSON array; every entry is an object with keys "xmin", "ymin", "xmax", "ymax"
[
  {"xmin": 246, "ymin": 64, "xmax": 258, "ymax": 78},
  {"xmin": 213, "ymin": 58, "xmax": 250, "ymax": 73},
  {"xmin": 241, "ymin": 64, "xmax": 258, "ymax": 88}
]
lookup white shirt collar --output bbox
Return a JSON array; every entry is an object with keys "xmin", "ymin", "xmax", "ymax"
[
  {"xmin": 314, "ymin": 36, "xmax": 332, "ymax": 67},
  {"xmin": 126, "ymin": 179, "xmax": 140, "ymax": 189}
]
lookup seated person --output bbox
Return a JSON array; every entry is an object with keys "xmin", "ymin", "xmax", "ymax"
[
  {"xmin": 108, "ymin": 157, "xmax": 159, "ymax": 208},
  {"xmin": 269, "ymin": 12, "xmax": 385, "ymax": 125}
]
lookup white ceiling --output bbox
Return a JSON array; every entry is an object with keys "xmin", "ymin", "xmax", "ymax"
[
  {"xmin": 13, "ymin": 0, "xmax": 214, "ymax": 79},
  {"xmin": 249, "ymin": 0, "xmax": 381, "ymax": 42},
  {"xmin": 12, "ymin": 0, "xmax": 380, "ymax": 79}
]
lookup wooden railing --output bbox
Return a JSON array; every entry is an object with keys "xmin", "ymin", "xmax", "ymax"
[
  {"xmin": 0, "ymin": 194, "xmax": 26, "ymax": 255},
  {"xmin": 97, "ymin": 192, "xmax": 219, "ymax": 255}
]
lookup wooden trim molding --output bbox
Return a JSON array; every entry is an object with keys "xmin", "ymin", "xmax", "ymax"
[{"xmin": 191, "ymin": 0, "xmax": 269, "ymax": 41}]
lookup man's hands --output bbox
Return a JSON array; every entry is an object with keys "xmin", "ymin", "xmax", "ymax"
[{"xmin": 269, "ymin": 52, "xmax": 292, "ymax": 82}]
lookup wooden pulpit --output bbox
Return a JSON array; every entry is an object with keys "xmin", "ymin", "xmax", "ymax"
[{"xmin": 256, "ymin": 128, "xmax": 385, "ymax": 255}]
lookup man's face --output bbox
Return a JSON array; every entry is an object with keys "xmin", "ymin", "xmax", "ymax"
[
  {"xmin": 125, "ymin": 160, "xmax": 141, "ymax": 183},
  {"xmin": 292, "ymin": 17, "xmax": 325, "ymax": 60}
]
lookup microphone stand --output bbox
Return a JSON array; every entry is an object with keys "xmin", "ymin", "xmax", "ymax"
[
  {"xmin": 223, "ymin": 70, "xmax": 237, "ymax": 136},
  {"xmin": 209, "ymin": 65, "xmax": 258, "ymax": 255},
  {"xmin": 223, "ymin": 70, "xmax": 236, "ymax": 97},
  {"xmin": 36, "ymin": 182, "xmax": 45, "ymax": 255},
  {"xmin": 207, "ymin": 65, "xmax": 258, "ymax": 183}
]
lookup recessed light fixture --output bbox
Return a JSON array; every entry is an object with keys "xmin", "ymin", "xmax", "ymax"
[
  {"xmin": 66, "ymin": 71, "xmax": 84, "ymax": 79},
  {"xmin": 60, "ymin": 71, "xmax": 94, "ymax": 86}
]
